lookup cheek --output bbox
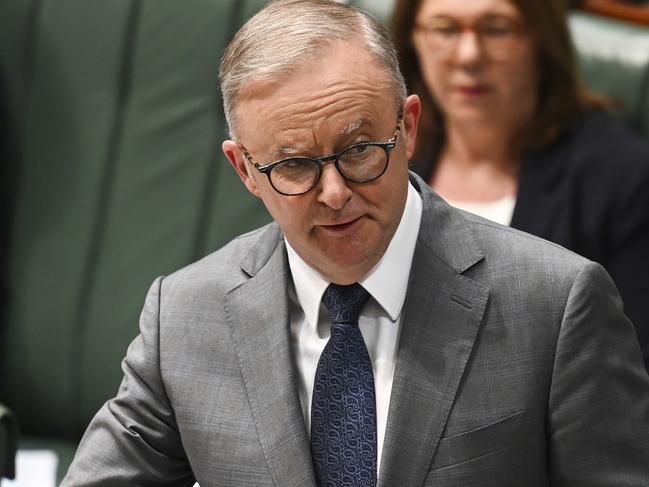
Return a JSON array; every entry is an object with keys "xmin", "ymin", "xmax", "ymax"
[
  {"xmin": 419, "ymin": 61, "xmax": 451, "ymax": 110},
  {"xmin": 423, "ymin": 63, "xmax": 447, "ymax": 95},
  {"xmin": 262, "ymin": 194, "xmax": 311, "ymax": 239},
  {"xmin": 376, "ymin": 159, "xmax": 409, "ymax": 223},
  {"xmin": 414, "ymin": 43, "xmax": 446, "ymax": 92},
  {"xmin": 496, "ymin": 50, "xmax": 538, "ymax": 96},
  {"xmin": 255, "ymin": 185, "xmax": 289, "ymax": 225}
]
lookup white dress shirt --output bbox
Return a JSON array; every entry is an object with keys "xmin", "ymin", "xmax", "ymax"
[{"xmin": 286, "ymin": 182, "xmax": 422, "ymax": 474}]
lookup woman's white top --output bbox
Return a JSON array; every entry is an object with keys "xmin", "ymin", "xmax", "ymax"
[{"xmin": 445, "ymin": 194, "xmax": 517, "ymax": 226}]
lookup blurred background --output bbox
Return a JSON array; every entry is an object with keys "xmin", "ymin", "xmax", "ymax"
[{"xmin": 1, "ymin": 0, "xmax": 648, "ymax": 484}]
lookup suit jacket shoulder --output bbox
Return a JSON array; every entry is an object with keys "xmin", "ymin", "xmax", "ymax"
[
  {"xmin": 162, "ymin": 221, "xmax": 284, "ymax": 294},
  {"xmin": 389, "ymin": 175, "xmax": 649, "ymax": 486}
]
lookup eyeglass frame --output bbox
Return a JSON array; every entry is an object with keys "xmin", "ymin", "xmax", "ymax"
[
  {"xmin": 239, "ymin": 110, "xmax": 403, "ymax": 196},
  {"xmin": 413, "ymin": 15, "xmax": 525, "ymax": 60}
]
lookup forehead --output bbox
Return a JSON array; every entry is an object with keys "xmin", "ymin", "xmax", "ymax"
[
  {"xmin": 235, "ymin": 42, "xmax": 397, "ymax": 154},
  {"xmin": 417, "ymin": 0, "xmax": 520, "ymax": 20}
]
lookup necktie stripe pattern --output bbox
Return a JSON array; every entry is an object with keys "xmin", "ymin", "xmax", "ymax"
[{"xmin": 311, "ymin": 283, "xmax": 377, "ymax": 487}]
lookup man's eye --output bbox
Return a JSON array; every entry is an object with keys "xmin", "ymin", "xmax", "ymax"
[
  {"xmin": 282, "ymin": 158, "xmax": 306, "ymax": 168},
  {"xmin": 348, "ymin": 144, "xmax": 369, "ymax": 155}
]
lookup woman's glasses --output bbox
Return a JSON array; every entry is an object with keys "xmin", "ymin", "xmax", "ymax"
[{"xmin": 415, "ymin": 15, "xmax": 524, "ymax": 60}]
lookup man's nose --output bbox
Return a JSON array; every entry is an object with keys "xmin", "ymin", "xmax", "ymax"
[{"xmin": 316, "ymin": 163, "xmax": 353, "ymax": 210}]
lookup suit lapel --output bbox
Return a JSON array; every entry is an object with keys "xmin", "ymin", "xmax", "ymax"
[
  {"xmin": 225, "ymin": 225, "xmax": 315, "ymax": 487},
  {"xmin": 379, "ymin": 178, "xmax": 490, "ymax": 486}
]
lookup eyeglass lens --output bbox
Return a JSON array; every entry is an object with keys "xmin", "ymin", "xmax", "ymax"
[
  {"xmin": 269, "ymin": 144, "xmax": 389, "ymax": 195},
  {"xmin": 419, "ymin": 16, "xmax": 520, "ymax": 58}
]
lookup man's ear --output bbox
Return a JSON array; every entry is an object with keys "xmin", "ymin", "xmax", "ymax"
[
  {"xmin": 222, "ymin": 140, "xmax": 261, "ymax": 197},
  {"xmin": 402, "ymin": 94, "xmax": 421, "ymax": 160}
]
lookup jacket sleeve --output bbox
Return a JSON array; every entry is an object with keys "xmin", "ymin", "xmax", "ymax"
[
  {"xmin": 547, "ymin": 261, "xmax": 649, "ymax": 486},
  {"xmin": 60, "ymin": 277, "xmax": 195, "ymax": 486}
]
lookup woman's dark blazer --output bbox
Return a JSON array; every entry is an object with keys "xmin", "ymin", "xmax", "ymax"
[{"xmin": 413, "ymin": 111, "xmax": 649, "ymax": 369}]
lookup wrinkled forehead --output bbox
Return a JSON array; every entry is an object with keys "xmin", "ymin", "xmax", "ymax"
[{"xmin": 234, "ymin": 42, "xmax": 399, "ymax": 151}]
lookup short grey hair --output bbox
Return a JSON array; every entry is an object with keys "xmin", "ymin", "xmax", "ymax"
[{"xmin": 219, "ymin": 0, "xmax": 407, "ymax": 139}]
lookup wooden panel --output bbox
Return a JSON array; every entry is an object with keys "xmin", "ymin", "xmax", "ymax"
[{"xmin": 583, "ymin": 0, "xmax": 649, "ymax": 25}]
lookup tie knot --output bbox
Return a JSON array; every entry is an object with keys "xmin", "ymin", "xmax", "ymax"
[{"xmin": 322, "ymin": 283, "xmax": 370, "ymax": 326}]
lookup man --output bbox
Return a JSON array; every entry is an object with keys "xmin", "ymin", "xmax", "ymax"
[{"xmin": 62, "ymin": 0, "xmax": 649, "ymax": 485}]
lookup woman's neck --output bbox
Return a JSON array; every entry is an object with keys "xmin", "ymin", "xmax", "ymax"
[
  {"xmin": 431, "ymin": 119, "xmax": 521, "ymax": 202},
  {"xmin": 443, "ymin": 118, "xmax": 520, "ymax": 167}
]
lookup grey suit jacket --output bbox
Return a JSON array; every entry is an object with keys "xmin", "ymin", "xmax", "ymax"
[{"xmin": 62, "ymin": 174, "xmax": 649, "ymax": 486}]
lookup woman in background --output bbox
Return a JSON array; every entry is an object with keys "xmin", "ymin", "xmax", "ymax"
[{"xmin": 392, "ymin": 0, "xmax": 649, "ymax": 368}]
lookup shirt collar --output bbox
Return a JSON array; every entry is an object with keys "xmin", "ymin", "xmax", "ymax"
[{"xmin": 286, "ymin": 182, "xmax": 423, "ymax": 330}]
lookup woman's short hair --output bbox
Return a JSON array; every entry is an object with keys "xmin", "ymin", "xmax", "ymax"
[
  {"xmin": 220, "ymin": 0, "xmax": 407, "ymax": 139},
  {"xmin": 391, "ymin": 0, "xmax": 596, "ymax": 160}
]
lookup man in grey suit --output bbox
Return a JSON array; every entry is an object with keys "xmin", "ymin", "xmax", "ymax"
[{"xmin": 62, "ymin": 0, "xmax": 649, "ymax": 485}]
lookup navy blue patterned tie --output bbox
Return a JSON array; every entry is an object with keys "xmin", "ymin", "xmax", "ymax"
[{"xmin": 311, "ymin": 283, "xmax": 377, "ymax": 487}]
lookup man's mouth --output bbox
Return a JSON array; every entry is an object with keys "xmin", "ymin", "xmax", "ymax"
[{"xmin": 318, "ymin": 215, "xmax": 365, "ymax": 234}]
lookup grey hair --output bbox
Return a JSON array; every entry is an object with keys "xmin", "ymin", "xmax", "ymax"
[{"xmin": 219, "ymin": 0, "xmax": 407, "ymax": 139}]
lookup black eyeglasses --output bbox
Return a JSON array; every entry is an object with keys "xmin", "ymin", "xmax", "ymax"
[{"xmin": 239, "ymin": 112, "xmax": 403, "ymax": 196}]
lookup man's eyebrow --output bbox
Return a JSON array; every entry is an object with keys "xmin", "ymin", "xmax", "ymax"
[
  {"xmin": 340, "ymin": 119, "xmax": 365, "ymax": 137},
  {"xmin": 274, "ymin": 145, "xmax": 308, "ymax": 158},
  {"xmin": 269, "ymin": 119, "xmax": 369, "ymax": 159}
]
